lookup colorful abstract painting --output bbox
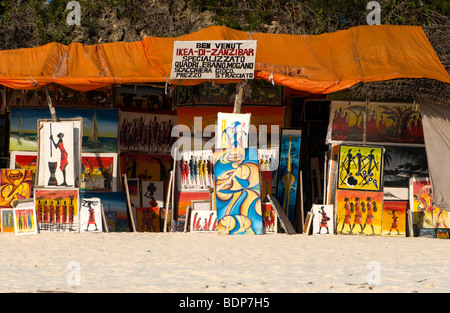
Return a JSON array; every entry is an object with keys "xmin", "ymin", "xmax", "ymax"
[
  {"xmin": 190, "ymin": 210, "xmax": 218, "ymax": 232},
  {"xmin": 135, "ymin": 207, "xmax": 160, "ymax": 232},
  {"xmin": 261, "ymin": 202, "xmax": 277, "ymax": 234},
  {"xmin": 337, "ymin": 145, "xmax": 384, "ymax": 192},
  {"xmin": 80, "ymin": 197, "xmax": 103, "ymax": 233},
  {"xmin": 178, "ymin": 191, "xmax": 210, "ymax": 217},
  {"xmin": 381, "ymin": 200, "xmax": 407, "ymax": 237},
  {"xmin": 311, "ymin": 204, "xmax": 334, "ymax": 235},
  {"xmin": 409, "ymin": 177, "xmax": 449, "ymax": 229},
  {"xmin": 213, "ymin": 148, "xmax": 263, "ymax": 235},
  {"xmin": 34, "ymin": 188, "xmax": 80, "ymax": 232},
  {"xmin": 0, "ymin": 169, "xmax": 33, "ymax": 208},
  {"xmin": 216, "ymin": 112, "xmax": 251, "ymax": 149},
  {"xmin": 179, "ymin": 149, "xmax": 214, "ymax": 191},
  {"xmin": 275, "ymin": 128, "xmax": 302, "ymax": 226},
  {"xmin": 81, "ymin": 153, "xmax": 118, "ymax": 192},
  {"xmin": 335, "ymin": 189, "xmax": 383, "ymax": 236},
  {"xmin": 1, "ymin": 209, "xmax": 14, "ymax": 232},
  {"xmin": 82, "ymin": 191, "xmax": 131, "ymax": 232}
]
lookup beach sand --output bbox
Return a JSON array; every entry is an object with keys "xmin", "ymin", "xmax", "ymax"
[{"xmin": 1, "ymin": 231, "xmax": 449, "ymax": 294}]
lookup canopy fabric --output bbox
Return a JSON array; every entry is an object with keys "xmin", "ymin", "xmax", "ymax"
[{"xmin": 0, "ymin": 25, "xmax": 448, "ymax": 93}]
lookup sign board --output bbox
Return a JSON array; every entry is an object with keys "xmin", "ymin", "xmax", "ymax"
[{"xmin": 170, "ymin": 40, "xmax": 257, "ymax": 80}]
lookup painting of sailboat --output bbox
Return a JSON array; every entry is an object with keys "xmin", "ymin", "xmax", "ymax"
[{"xmin": 10, "ymin": 108, "xmax": 118, "ymax": 153}]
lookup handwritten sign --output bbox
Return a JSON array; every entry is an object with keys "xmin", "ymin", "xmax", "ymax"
[{"xmin": 170, "ymin": 40, "xmax": 257, "ymax": 80}]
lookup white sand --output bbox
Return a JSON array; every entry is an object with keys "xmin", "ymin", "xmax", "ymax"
[{"xmin": 1, "ymin": 232, "xmax": 449, "ymax": 293}]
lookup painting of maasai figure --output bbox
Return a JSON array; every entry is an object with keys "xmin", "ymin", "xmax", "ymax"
[
  {"xmin": 335, "ymin": 189, "xmax": 383, "ymax": 236},
  {"xmin": 312, "ymin": 204, "xmax": 334, "ymax": 235},
  {"xmin": 1, "ymin": 209, "xmax": 14, "ymax": 232},
  {"xmin": 118, "ymin": 110, "xmax": 177, "ymax": 154},
  {"xmin": 337, "ymin": 145, "xmax": 384, "ymax": 192},
  {"xmin": 13, "ymin": 203, "xmax": 38, "ymax": 235},
  {"xmin": 409, "ymin": 177, "xmax": 449, "ymax": 230},
  {"xmin": 34, "ymin": 188, "xmax": 80, "ymax": 232},
  {"xmin": 80, "ymin": 197, "xmax": 103, "ymax": 233},
  {"xmin": 261, "ymin": 202, "xmax": 277, "ymax": 234},
  {"xmin": 36, "ymin": 119, "xmax": 82, "ymax": 188},
  {"xmin": 135, "ymin": 207, "xmax": 160, "ymax": 232},
  {"xmin": 213, "ymin": 148, "xmax": 263, "ymax": 235},
  {"xmin": 179, "ymin": 150, "xmax": 214, "ymax": 191},
  {"xmin": 381, "ymin": 200, "xmax": 407, "ymax": 237},
  {"xmin": 216, "ymin": 112, "xmax": 251, "ymax": 149},
  {"xmin": 275, "ymin": 128, "xmax": 302, "ymax": 226},
  {"xmin": 0, "ymin": 169, "xmax": 33, "ymax": 208}
]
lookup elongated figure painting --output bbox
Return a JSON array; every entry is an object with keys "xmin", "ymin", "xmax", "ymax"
[
  {"xmin": 312, "ymin": 204, "xmax": 334, "ymax": 235},
  {"xmin": 275, "ymin": 128, "xmax": 302, "ymax": 226},
  {"xmin": 381, "ymin": 200, "xmax": 407, "ymax": 237},
  {"xmin": 80, "ymin": 197, "xmax": 103, "ymax": 233},
  {"xmin": 213, "ymin": 148, "xmax": 263, "ymax": 235}
]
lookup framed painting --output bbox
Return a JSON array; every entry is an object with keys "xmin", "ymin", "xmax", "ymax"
[
  {"xmin": 120, "ymin": 153, "xmax": 173, "ymax": 181},
  {"xmin": 34, "ymin": 188, "xmax": 80, "ymax": 232},
  {"xmin": 9, "ymin": 151, "xmax": 37, "ymax": 180},
  {"xmin": 275, "ymin": 128, "xmax": 302, "ymax": 226},
  {"xmin": 311, "ymin": 204, "xmax": 334, "ymax": 235},
  {"xmin": 213, "ymin": 147, "xmax": 263, "ymax": 235},
  {"xmin": 118, "ymin": 110, "xmax": 177, "ymax": 154},
  {"xmin": 115, "ymin": 84, "xmax": 174, "ymax": 110},
  {"xmin": 190, "ymin": 210, "xmax": 217, "ymax": 232},
  {"xmin": 126, "ymin": 178, "xmax": 141, "ymax": 210},
  {"xmin": 81, "ymin": 153, "xmax": 118, "ymax": 192},
  {"xmin": 135, "ymin": 207, "xmax": 161, "ymax": 232},
  {"xmin": 178, "ymin": 191, "xmax": 210, "ymax": 217},
  {"xmin": 436, "ymin": 228, "xmax": 450, "ymax": 239},
  {"xmin": 13, "ymin": 201, "xmax": 38, "ymax": 235},
  {"xmin": 216, "ymin": 112, "xmax": 251, "ymax": 149},
  {"xmin": 141, "ymin": 180, "xmax": 165, "ymax": 209},
  {"xmin": 335, "ymin": 189, "xmax": 383, "ymax": 236},
  {"xmin": 0, "ymin": 169, "xmax": 33, "ymax": 208},
  {"xmin": 82, "ymin": 191, "xmax": 131, "ymax": 232},
  {"xmin": 409, "ymin": 177, "xmax": 449, "ymax": 229},
  {"xmin": 261, "ymin": 202, "xmax": 277, "ymax": 234},
  {"xmin": 381, "ymin": 200, "xmax": 407, "ymax": 237},
  {"xmin": 80, "ymin": 197, "xmax": 103, "ymax": 233},
  {"xmin": 337, "ymin": 145, "xmax": 384, "ymax": 192},
  {"xmin": 179, "ymin": 149, "xmax": 214, "ymax": 191},
  {"xmin": 190, "ymin": 199, "xmax": 211, "ymax": 211},
  {"xmin": 36, "ymin": 119, "xmax": 82, "ymax": 188},
  {"xmin": 1, "ymin": 208, "xmax": 14, "ymax": 232}
]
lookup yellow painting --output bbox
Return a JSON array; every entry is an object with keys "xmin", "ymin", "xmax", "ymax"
[
  {"xmin": 337, "ymin": 145, "xmax": 383, "ymax": 192},
  {"xmin": 381, "ymin": 201, "xmax": 407, "ymax": 237}
]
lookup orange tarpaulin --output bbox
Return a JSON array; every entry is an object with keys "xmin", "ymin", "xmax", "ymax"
[{"xmin": 0, "ymin": 25, "xmax": 448, "ymax": 93}]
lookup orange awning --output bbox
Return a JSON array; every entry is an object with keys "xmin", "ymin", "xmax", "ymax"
[{"xmin": 0, "ymin": 24, "xmax": 448, "ymax": 93}]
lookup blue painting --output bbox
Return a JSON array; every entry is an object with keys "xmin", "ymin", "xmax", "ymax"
[
  {"xmin": 10, "ymin": 107, "xmax": 118, "ymax": 153},
  {"xmin": 213, "ymin": 147, "xmax": 263, "ymax": 235},
  {"xmin": 275, "ymin": 128, "xmax": 302, "ymax": 226}
]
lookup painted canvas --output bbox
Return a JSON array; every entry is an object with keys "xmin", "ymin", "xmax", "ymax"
[
  {"xmin": 261, "ymin": 202, "xmax": 277, "ymax": 234},
  {"xmin": 121, "ymin": 153, "xmax": 172, "ymax": 181},
  {"xmin": 118, "ymin": 110, "xmax": 177, "ymax": 154},
  {"xmin": 178, "ymin": 191, "xmax": 210, "ymax": 217},
  {"xmin": 179, "ymin": 149, "xmax": 214, "ymax": 191},
  {"xmin": 190, "ymin": 210, "xmax": 217, "ymax": 232},
  {"xmin": 312, "ymin": 204, "xmax": 334, "ymax": 235},
  {"xmin": 115, "ymin": 84, "xmax": 173, "ymax": 110},
  {"xmin": 381, "ymin": 200, "xmax": 407, "ymax": 237},
  {"xmin": 337, "ymin": 145, "xmax": 384, "ymax": 192},
  {"xmin": 10, "ymin": 107, "xmax": 118, "ymax": 153},
  {"xmin": 1, "ymin": 209, "xmax": 14, "ymax": 232},
  {"xmin": 335, "ymin": 189, "xmax": 383, "ymax": 236},
  {"xmin": 275, "ymin": 128, "xmax": 302, "ymax": 226},
  {"xmin": 9, "ymin": 151, "xmax": 38, "ymax": 178},
  {"xmin": 141, "ymin": 180, "xmax": 165, "ymax": 209},
  {"xmin": 436, "ymin": 228, "xmax": 450, "ymax": 239},
  {"xmin": 81, "ymin": 153, "xmax": 118, "ymax": 192},
  {"xmin": 82, "ymin": 191, "xmax": 131, "ymax": 232},
  {"xmin": 216, "ymin": 112, "xmax": 251, "ymax": 149},
  {"xmin": 126, "ymin": 178, "xmax": 141, "ymax": 210},
  {"xmin": 34, "ymin": 188, "xmax": 80, "ymax": 232},
  {"xmin": 0, "ymin": 169, "xmax": 33, "ymax": 208},
  {"xmin": 37, "ymin": 120, "xmax": 80, "ymax": 188},
  {"xmin": 135, "ymin": 207, "xmax": 160, "ymax": 232},
  {"xmin": 13, "ymin": 204, "xmax": 38, "ymax": 235},
  {"xmin": 80, "ymin": 197, "xmax": 103, "ymax": 233},
  {"xmin": 328, "ymin": 101, "xmax": 365, "ymax": 143},
  {"xmin": 213, "ymin": 147, "xmax": 263, "ymax": 235},
  {"xmin": 383, "ymin": 146, "xmax": 428, "ymax": 188},
  {"xmin": 409, "ymin": 177, "xmax": 449, "ymax": 229}
]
